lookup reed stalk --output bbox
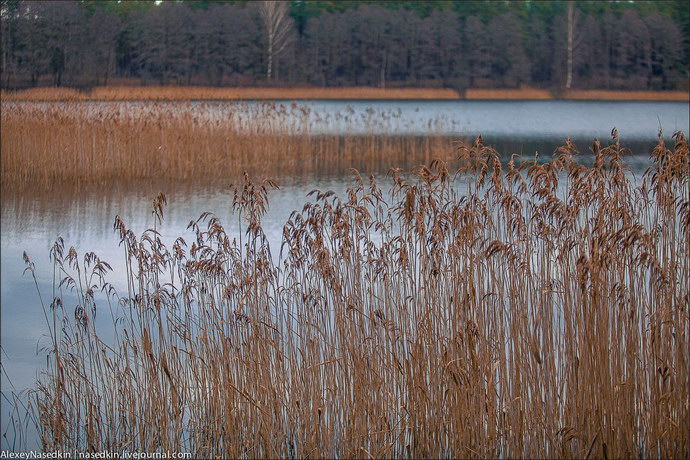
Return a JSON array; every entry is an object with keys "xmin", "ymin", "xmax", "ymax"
[
  {"xmin": 16, "ymin": 132, "xmax": 689, "ymax": 458},
  {"xmin": 1, "ymin": 101, "xmax": 456, "ymax": 187}
]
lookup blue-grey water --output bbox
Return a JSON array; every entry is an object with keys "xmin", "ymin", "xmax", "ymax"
[
  {"xmin": 246, "ymin": 99, "xmax": 688, "ymax": 139},
  {"xmin": 1, "ymin": 99, "xmax": 688, "ymax": 451},
  {"xmin": 13, "ymin": 99, "xmax": 688, "ymax": 140}
]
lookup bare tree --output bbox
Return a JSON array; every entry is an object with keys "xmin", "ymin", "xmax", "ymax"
[
  {"xmin": 565, "ymin": 2, "xmax": 579, "ymax": 89},
  {"xmin": 258, "ymin": 1, "xmax": 293, "ymax": 81}
]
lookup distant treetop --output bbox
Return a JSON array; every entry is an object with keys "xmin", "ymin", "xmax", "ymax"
[{"xmin": 1, "ymin": 0, "xmax": 687, "ymax": 90}]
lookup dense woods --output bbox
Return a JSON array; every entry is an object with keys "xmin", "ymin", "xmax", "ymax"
[{"xmin": 1, "ymin": 0, "xmax": 688, "ymax": 91}]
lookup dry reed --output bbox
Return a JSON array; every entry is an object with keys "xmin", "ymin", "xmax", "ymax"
[
  {"xmin": 0, "ymin": 101, "xmax": 457, "ymax": 187},
  {"xmin": 0, "ymin": 86, "xmax": 461, "ymax": 102},
  {"xmin": 16, "ymin": 132, "xmax": 689, "ymax": 458},
  {"xmin": 561, "ymin": 90, "xmax": 690, "ymax": 101},
  {"xmin": 464, "ymin": 86, "xmax": 553, "ymax": 100},
  {"xmin": 2, "ymin": 86, "xmax": 687, "ymax": 102},
  {"xmin": 466, "ymin": 87, "xmax": 690, "ymax": 101}
]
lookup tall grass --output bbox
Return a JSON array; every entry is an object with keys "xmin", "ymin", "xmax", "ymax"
[
  {"xmin": 19, "ymin": 133, "xmax": 689, "ymax": 458},
  {"xmin": 559, "ymin": 90, "xmax": 690, "ymax": 101},
  {"xmin": 464, "ymin": 87, "xmax": 690, "ymax": 101},
  {"xmin": 1, "ymin": 101, "xmax": 456, "ymax": 186},
  {"xmin": 0, "ymin": 86, "xmax": 462, "ymax": 102},
  {"xmin": 464, "ymin": 86, "xmax": 553, "ymax": 100},
  {"xmin": 2, "ymin": 86, "xmax": 687, "ymax": 102}
]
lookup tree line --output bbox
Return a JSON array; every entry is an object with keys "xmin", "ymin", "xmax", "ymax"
[{"xmin": 1, "ymin": 0, "xmax": 687, "ymax": 91}]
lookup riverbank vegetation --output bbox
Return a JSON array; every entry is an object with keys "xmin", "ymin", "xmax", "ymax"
[
  {"xmin": 0, "ymin": 86, "xmax": 462, "ymax": 101},
  {"xmin": 0, "ymin": 101, "xmax": 458, "ymax": 187},
  {"xmin": 4, "ymin": 98, "xmax": 688, "ymax": 191},
  {"xmin": 18, "ymin": 132, "xmax": 689, "ymax": 458},
  {"xmin": 2, "ymin": 86, "xmax": 689, "ymax": 102}
]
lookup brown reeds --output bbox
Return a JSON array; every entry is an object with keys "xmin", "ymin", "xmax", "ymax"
[
  {"xmin": 0, "ymin": 101, "xmax": 457, "ymax": 187},
  {"xmin": 561, "ymin": 89, "xmax": 690, "ymax": 101},
  {"xmin": 2, "ymin": 86, "xmax": 687, "ymax": 102},
  {"xmin": 466, "ymin": 87, "xmax": 690, "ymax": 101},
  {"xmin": 464, "ymin": 86, "xmax": 553, "ymax": 100},
  {"xmin": 0, "ymin": 86, "xmax": 462, "ymax": 102},
  {"xmin": 18, "ymin": 132, "xmax": 689, "ymax": 458}
]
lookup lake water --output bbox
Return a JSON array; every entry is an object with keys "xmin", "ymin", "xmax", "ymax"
[
  {"xmin": 1, "ymin": 99, "xmax": 688, "ymax": 450},
  {"xmin": 249, "ymin": 99, "xmax": 688, "ymax": 139}
]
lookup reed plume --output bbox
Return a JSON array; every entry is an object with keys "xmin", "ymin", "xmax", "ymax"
[{"xmin": 16, "ymin": 132, "xmax": 690, "ymax": 458}]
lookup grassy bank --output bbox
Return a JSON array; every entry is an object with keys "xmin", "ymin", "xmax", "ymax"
[
  {"xmin": 465, "ymin": 88, "xmax": 690, "ymax": 101},
  {"xmin": 560, "ymin": 89, "xmax": 690, "ymax": 101},
  {"xmin": 1, "ymin": 85, "xmax": 688, "ymax": 101},
  {"xmin": 17, "ymin": 134, "xmax": 689, "ymax": 457},
  {"xmin": 0, "ymin": 86, "xmax": 461, "ymax": 101}
]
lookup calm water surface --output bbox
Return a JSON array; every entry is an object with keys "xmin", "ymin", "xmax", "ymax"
[
  {"xmin": 1, "ymin": 99, "xmax": 687, "ymax": 450},
  {"xmin": 255, "ymin": 99, "xmax": 688, "ymax": 139}
]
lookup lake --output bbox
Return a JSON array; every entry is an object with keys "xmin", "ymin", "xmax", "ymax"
[{"xmin": 1, "ymin": 99, "xmax": 688, "ymax": 450}]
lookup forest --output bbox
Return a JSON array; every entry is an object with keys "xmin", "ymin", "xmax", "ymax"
[{"xmin": 1, "ymin": 0, "xmax": 688, "ymax": 91}]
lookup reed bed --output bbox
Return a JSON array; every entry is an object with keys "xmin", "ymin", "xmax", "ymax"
[
  {"xmin": 464, "ymin": 87, "xmax": 553, "ymax": 100},
  {"xmin": 560, "ymin": 90, "xmax": 690, "ymax": 101},
  {"xmin": 465, "ymin": 87, "xmax": 690, "ymax": 101},
  {"xmin": 0, "ymin": 86, "xmax": 462, "ymax": 102},
  {"xmin": 3, "ymin": 86, "xmax": 687, "ymax": 102},
  {"xmin": 1, "ymin": 101, "xmax": 457, "ymax": 187},
  {"xmin": 16, "ymin": 132, "xmax": 689, "ymax": 458}
]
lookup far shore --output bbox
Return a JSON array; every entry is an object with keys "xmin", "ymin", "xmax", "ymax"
[{"xmin": 1, "ymin": 85, "xmax": 688, "ymax": 102}]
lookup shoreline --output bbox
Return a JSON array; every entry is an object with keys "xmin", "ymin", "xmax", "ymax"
[{"xmin": 1, "ymin": 86, "xmax": 688, "ymax": 102}]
